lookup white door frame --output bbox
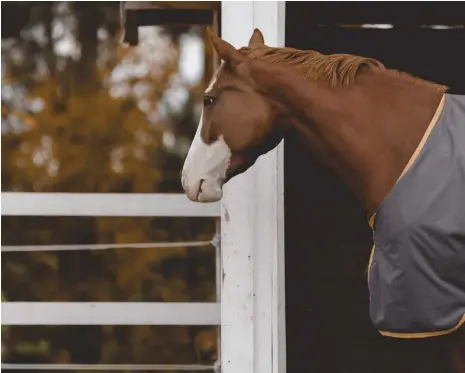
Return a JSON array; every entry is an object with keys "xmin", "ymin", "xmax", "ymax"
[{"xmin": 220, "ymin": 2, "xmax": 286, "ymax": 373}]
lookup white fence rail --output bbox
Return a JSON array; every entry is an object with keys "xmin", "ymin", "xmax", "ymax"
[
  {"xmin": 1, "ymin": 192, "xmax": 221, "ymax": 217},
  {"xmin": 2, "ymin": 302, "xmax": 220, "ymax": 325},
  {"xmin": 2, "ymin": 192, "xmax": 221, "ymax": 371},
  {"xmin": 2, "ymin": 240, "xmax": 213, "ymax": 252},
  {"xmin": 1, "ymin": 363, "xmax": 215, "ymax": 371}
]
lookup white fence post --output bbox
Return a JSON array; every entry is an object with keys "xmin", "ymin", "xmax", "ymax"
[{"xmin": 220, "ymin": 2, "xmax": 286, "ymax": 373}]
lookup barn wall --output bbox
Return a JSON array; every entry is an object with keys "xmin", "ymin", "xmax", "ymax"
[{"xmin": 283, "ymin": 3, "xmax": 465, "ymax": 373}]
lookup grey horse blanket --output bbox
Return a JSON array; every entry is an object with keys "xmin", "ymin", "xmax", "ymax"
[{"xmin": 368, "ymin": 93, "xmax": 465, "ymax": 338}]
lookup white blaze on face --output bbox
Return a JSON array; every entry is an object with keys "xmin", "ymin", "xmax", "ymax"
[{"xmin": 181, "ymin": 112, "xmax": 232, "ymax": 202}]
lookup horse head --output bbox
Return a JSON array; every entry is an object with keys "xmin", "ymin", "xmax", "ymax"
[{"xmin": 181, "ymin": 29, "xmax": 289, "ymax": 202}]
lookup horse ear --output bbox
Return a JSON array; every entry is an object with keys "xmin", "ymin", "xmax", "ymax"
[
  {"xmin": 206, "ymin": 28, "xmax": 245, "ymax": 69},
  {"xmin": 248, "ymin": 28, "xmax": 265, "ymax": 47}
]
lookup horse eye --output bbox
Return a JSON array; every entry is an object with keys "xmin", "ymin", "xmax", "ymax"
[{"xmin": 203, "ymin": 96, "xmax": 216, "ymax": 107}]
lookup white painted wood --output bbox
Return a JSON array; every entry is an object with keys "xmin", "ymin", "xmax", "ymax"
[
  {"xmin": 274, "ymin": 137, "xmax": 287, "ymax": 373},
  {"xmin": 2, "ymin": 241, "xmax": 212, "ymax": 252},
  {"xmin": 2, "ymin": 302, "xmax": 219, "ymax": 325},
  {"xmin": 220, "ymin": 4, "xmax": 255, "ymax": 373},
  {"xmin": 251, "ymin": 4, "xmax": 287, "ymax": 373},
  {"xmin": 1, "ymin": 192, "xmax": 220, "ymax": 217},
  {"xmin": 1, "ymin": 364, "xmax": 214, "ymax": 371},
  {"xmin": 220, "ymin": 2, "xmax": 286, "ymax": 373},
  {"xmin": 212, "ymin": 219, "xmax": 222, "ymax": 372}
]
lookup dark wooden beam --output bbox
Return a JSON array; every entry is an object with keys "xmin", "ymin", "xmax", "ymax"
[
  {"xmin": 125, "ymin": 2, "xmax": 220, "ymax": 11},
  {"xmin": 121, "ymin": 1, "xmax": 219, "ymax": 46},
  {"xmin": 286, "ymin": 2, "xmax": 465, "ymax": 27},
  {"xmin": 1, "ymin": 2, "xmax": 32, "ymax": 39},
  {"xmin": 134, "ymin": 8, "xmax": 214, "ymax": 26}
]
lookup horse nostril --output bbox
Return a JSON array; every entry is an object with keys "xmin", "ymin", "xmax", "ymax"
[{"xmin": 196, "ymin": 179, "xmax": 205, "ymax": 200}]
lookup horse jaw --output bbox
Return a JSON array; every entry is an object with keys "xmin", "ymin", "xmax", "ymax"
[{"xmin": 181, "ymin": 113, "xmax": 231, "ymax": 203}]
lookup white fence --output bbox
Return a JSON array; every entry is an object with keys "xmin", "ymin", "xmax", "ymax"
[
  {"xmin": 219, "ymin": 2, "xmax": 286, "ymax": 373},
  {"xmin": 3, "ymin": 302, "xmax": 220, "ymax": 325},
  {"xmin": 1, "ymin": 192, "xmax": 221, "ymax": 371},
  {"xmin": 2, "ymin": 192, "xmax": 220, "ymax": 217},
  {"xmin": 2, "ymin": 2, "xmax": 287, "ymax": 372}
]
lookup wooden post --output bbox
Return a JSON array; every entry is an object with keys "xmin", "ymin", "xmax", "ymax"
[{"xmin": 220, "ymin": 2, "xmax": 286, "ymax": 373}]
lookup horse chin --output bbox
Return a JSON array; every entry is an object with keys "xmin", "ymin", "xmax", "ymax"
[{"xmin": 225, "ymin": 157, "xmax": 257, "ymax": 183}]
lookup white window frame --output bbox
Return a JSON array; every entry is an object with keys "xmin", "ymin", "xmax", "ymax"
[{"xmin": 220, "ymin": 3, "xmax": 286, "ymax": 373}]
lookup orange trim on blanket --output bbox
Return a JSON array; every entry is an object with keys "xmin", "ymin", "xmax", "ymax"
[
  {"xmin": 366, "ymin": 95, "xmax": 461, "ymax": 339},
  {"xmin": 367, "ymin": 243, "xmax": 375, "ymax": 284},
  {"xmin": 377, "ymin": 314, "xmax": 465, "ymax": 339},
  {"xmin": 368, "ymin": 94, "xmax": 446, "ymax": 230},
  {"xmin": 367, "ymin": 242, "xmax": 465, "ymax": 338}
]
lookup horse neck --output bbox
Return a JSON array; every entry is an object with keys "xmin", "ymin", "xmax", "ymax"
[{"xmin": 264, "ymin": 65, "xmax": 444, "ymax": 216}]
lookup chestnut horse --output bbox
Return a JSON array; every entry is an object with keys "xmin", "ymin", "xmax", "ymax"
[{"xmin": 181, "ymin": 29, "xmax": 465, "ymax": 372}]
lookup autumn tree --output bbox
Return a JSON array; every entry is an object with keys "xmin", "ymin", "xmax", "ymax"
[{"xmin": 2, "ymin": 1, "xmax": 217, "ymax": 368}]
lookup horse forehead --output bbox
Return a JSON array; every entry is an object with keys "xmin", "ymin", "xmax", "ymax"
[
  {"xmin": 205, "ymin": 64, "xmax": 235, "ymax": 94},
  {"xmin": 205, "ymin": 64, "xmax": 222, "ymax": 93}
]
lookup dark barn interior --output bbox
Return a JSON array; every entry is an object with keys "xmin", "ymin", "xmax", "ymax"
[{"xmin": 284, "ymin": 3, "xmax": 465, "ymax": 373}]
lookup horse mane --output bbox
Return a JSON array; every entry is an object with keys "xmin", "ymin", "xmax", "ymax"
[
  {"xmin": 241, "ymin": 45, "xmax": 448, "ymax": 92},
  {"xmin": 241, "ymin": 45, "xmax": 384, "ymax": 87}
]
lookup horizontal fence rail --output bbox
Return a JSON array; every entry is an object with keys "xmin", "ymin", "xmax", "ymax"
[
  {"xmin": 2, "ymin": 302, "xmax": 220, "ymax": 325},
  {"xmin": 1, "ymin": 363, "xmax": 216, "ymax": 371},
  {"xmin": 2, "ymin": 240, "xmax": 213, "ymax": 252},
  {"xmin": 2, "ymin": 192, "xmax": 222, "ymax": 370},
  {"xmin": 1, "ymin": 192, "xmax": 221, "ymax": 217}
]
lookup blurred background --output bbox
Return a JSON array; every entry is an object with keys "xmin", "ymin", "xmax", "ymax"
[{"xmin": 1, "ymin": 1, "xmax": 220, "ymax": 370}]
